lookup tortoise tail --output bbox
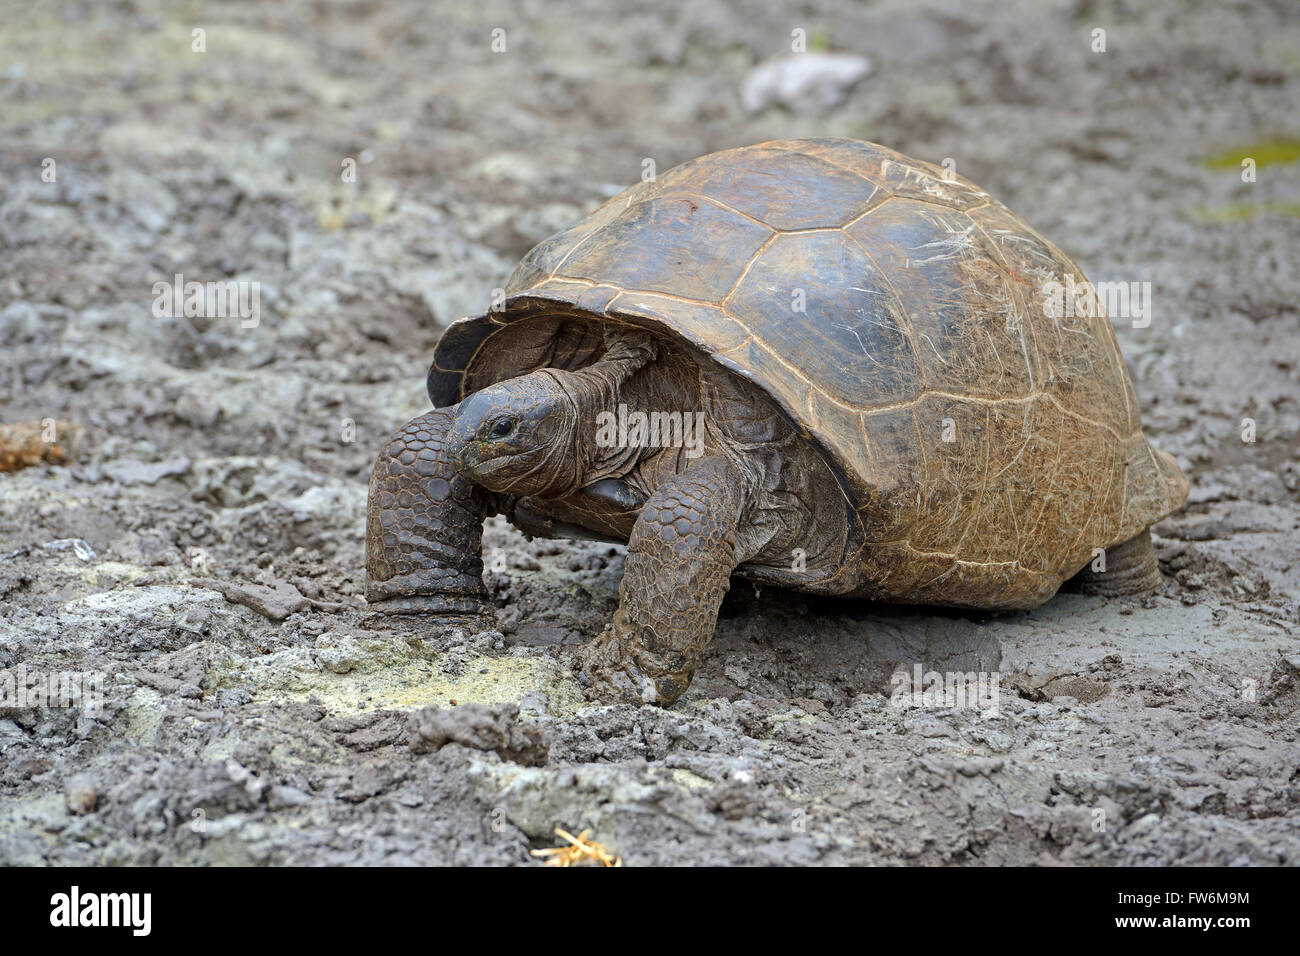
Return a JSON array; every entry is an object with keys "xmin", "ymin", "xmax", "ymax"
[{"xmin": 1154, "ymin": 447, "xmax": 1190, "ymax": 516}]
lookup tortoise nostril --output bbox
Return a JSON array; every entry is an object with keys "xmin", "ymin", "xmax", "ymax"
[{"xmin": 446, "ymin": 437, "xmax": 470, "ymax": 471}]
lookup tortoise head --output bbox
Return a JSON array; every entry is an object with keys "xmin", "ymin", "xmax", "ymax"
[{"xmin": 446, "ymin": 370, "xmax": 580, "ymax": 497}]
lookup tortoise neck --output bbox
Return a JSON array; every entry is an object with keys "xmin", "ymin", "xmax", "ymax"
[{"xmin": 546, "ymin": 331, "xmax": 659, "ymax": 481}]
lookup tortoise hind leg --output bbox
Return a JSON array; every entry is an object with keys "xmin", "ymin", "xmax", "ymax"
[{"xmin": 1070, "ymin": 528, "xmax": 1163, "ymax": 597}]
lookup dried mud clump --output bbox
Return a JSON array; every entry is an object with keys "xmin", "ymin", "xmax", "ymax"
[{"xmin": 409, "ymin": 703, "xmax": 550, "ymax": 766}]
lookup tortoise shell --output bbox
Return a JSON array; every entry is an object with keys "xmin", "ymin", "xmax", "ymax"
[{"xmin": 428, "ymin": 138, "xmax": 1187, "ymax": 608}]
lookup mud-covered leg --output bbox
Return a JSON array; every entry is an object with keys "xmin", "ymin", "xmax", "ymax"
[
  {"xmin": 1071, "ymin": 528, "xmax": 1163, "ymax": 596},
  {"xmin": 366, "ymin": 407, "xmax": 497, "ymax": 617},
  {"xmin": 575, "ymin": 455, "xmax": 747, "ymax": 706}
]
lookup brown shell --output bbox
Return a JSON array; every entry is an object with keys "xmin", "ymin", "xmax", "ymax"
[{"xmin": 429, "ymin": 139, "xmax": 1187, "ymax": 607}]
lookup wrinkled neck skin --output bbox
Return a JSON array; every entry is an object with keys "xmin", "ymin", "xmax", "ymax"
[{"xmin": 542, "ymin": 331, "xmax": 659, "ymax": 487}]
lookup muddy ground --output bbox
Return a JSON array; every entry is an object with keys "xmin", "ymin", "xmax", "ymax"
[{"xmin": 1, "ymin": 0, "xmax": 1297, "ymax": 865}]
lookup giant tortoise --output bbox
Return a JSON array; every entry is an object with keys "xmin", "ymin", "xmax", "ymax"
[{"xmin": 365, "ymin": 138, "xmax": 1188, "ymax": 706}]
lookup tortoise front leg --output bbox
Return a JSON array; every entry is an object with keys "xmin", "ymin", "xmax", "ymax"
[
  {"xmin": 575, "ymin": 455, "xmax": 748, "ymax": 706},
  {"xmin": 366, "ymin": 407, "xmax": 497, "ymax": 618}
]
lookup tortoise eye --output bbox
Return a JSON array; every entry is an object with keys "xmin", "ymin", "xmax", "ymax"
[{"xmin": 490, "ymin": 418, "xmax": 515, "ymax": 438}]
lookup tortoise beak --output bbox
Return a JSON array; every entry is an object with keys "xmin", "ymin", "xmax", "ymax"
[
  {"xmin": 445, "ymin": 423, "xmax": 475, "ymax": 472},
  {"xmin": 447, "ymin": 431, "xmax": 498, "ymax": 481}
]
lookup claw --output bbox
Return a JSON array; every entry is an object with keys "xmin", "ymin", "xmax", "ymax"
[
  {"xmin": 574, "ymin": 625, "xmax": 683, "ymax": 706},
  {"xmin": 368, "ymin": 594, "xmax": 493, "ymax": 617}
]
